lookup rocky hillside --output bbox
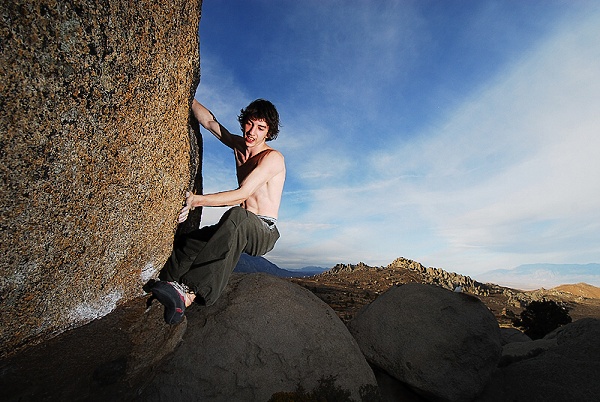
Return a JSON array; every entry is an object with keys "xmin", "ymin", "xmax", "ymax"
[
  {"xmin": 291, "ymin": 257, "xmax": 600, "ymax": 325},
  {"xmin": 553, "ymin": 282, "xmax": 600, "ymax": 299}
]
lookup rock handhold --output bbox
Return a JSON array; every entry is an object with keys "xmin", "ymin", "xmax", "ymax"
[{"xmin": 348, "ymin": 283, "xmax": 502, "ymax": 402}]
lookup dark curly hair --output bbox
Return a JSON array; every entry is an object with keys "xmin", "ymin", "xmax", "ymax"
[{"xmin": 238, "ymin": 99, "xmax": 280, "ymax": 141}]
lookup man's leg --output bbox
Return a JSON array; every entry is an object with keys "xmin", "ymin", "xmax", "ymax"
[
  {"xmin": 158, "ymin": 224, "xmax": 218, "ymax": 283},
  {"xmin": 151, "ymin": 225, "xmax": 218, "ymax": 324},
  {"xmin": 180, "ymin": 206, "xmax": 279, "ymax": 306}
]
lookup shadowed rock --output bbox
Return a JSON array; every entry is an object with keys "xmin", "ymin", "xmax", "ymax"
[
  {"xmin": 500, "ymin": 327, "xmax": 532, "ymax": 346},
  {"xmin": 348, "ymin": 283, "xmax": 502, "ymax": 402},
  {"xmin": 480, "ymin": 318, "xmax": 600, "ymax": 401},
  {"xmin": 0, "ymin": 297, "xmax": 186, "ymax": 401}
]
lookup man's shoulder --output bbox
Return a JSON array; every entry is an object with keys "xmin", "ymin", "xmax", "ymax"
[
  {"xmin": 256, "ymin": 148, "xmax": 285, "ymax": 175},
  {"xmin": 262, "ymin": 148, "xmax": 284, "ymax": 163},
  {"xmin": 265, "ymin": 147, "xmax": 283, "ymax": 157}
]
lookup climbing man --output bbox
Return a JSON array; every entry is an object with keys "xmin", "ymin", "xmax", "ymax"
[{"xmin": 149, "ymin": 97, "xmax": 285, "ymax": 324}]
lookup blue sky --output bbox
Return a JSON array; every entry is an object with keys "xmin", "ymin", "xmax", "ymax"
[{"xmin": 194, "ymin": 1, "xmax": 600, "ymax": 288}]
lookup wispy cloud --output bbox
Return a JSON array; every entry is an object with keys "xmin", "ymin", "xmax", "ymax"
[{"xmin": 269, "ymin": 8, "xmax": 600, "ymax": 278}]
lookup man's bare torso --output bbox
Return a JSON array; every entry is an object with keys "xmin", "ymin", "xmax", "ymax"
[{"xmin": 234, "ymin": 146, "xmax": 285, "ymax": 219}]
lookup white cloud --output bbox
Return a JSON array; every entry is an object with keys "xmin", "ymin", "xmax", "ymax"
[{"xmin": 415, "ymin": 14, "xmax": 600, "ymax": 270}]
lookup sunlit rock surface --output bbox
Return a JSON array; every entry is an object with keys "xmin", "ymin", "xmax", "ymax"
[{"xmin": 0, "ymin": 0, "xmax": 202, "ymax": 357}]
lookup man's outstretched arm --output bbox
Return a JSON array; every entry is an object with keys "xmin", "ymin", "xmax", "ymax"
[{"xmin": 191, "ymin": 99, "xmax": 239, "ymax": 149}]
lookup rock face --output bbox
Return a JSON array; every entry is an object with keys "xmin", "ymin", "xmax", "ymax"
[
  {"xmin": 140, "ymin": 273, "xmax": 378, "ymax": 402},
  {"xmin": 480, "ymin": 318, "xmax": 600, "ymax": 402},
  {"xmin": 0, "ymin": 0, "xmax": 202, "ymax": 357},
  {"xmin": 348, "ymin": 283, "xmax": 502, "ymax": 402}
]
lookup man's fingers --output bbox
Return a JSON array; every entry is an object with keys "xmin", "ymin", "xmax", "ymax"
[
  {"xmin": 177, "ymin": 193, "xmax": 194, "ymax": 223},
  {"xmin": 178, "ymin": 210, "xmax": 189, "ymax": 223},
  {"xmin": 178, "ymin": 204, "xmax": 191, "ymax": 223}
]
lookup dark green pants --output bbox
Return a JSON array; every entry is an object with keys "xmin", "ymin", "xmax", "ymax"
[{"xmin": 159, "ymin": 206, "xmax": 280, "ymax": 306}]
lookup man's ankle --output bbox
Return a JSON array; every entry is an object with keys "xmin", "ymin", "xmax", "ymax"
[{"xmin": 184, "ymin": 292, "xmax": 196, "ymax": 307}]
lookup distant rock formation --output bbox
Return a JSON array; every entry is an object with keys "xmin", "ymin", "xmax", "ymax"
[
  {"xmin": 328, "ymin": 261, "xmax": 377, "ymax": 274},
  {"xmin": 326, "ymin": 257, "xmax": 597, "ymax": 313},
  {"xmin": 0, "ymin": 0, "xmax": 202, "ymax": 357},
  {"xmin": 349, "ymin": 283, "xmax": 502, "ymax": 402},
  {"xmin": 553, "ymin": 282, "xmax": 600, "ymax": 299},
  {"xmin": 140, "ymin": 273, "xmax": 377, "ymax": 401},
  {"xmin": 327, "ymin": 258, "xmax": 491, "ymax": 295},
  {"xmin": 388, "ymin": 257, "xmax": 492, "ymax": 296}
]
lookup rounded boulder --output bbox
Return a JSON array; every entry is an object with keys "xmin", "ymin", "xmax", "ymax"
[
  {"xmin": 348, "ymin": 283, "xmax": 501, "ymax": 402},
  {"xmin": 141, "ymin": 273, "xmax": 377, "ymax": 401}
]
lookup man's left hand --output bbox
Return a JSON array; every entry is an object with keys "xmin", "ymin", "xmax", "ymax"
[{"xmin": 177, "ymin": 192, "xmax": 195, "ymax": 223}]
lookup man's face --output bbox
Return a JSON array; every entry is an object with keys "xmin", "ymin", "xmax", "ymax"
[{"xmin": 243, "ymin": 118, "xmax": 270, "ymax": 147}]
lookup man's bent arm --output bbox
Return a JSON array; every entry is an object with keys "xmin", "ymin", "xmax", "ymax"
[
  {"xmin": 177, "ymin": 151, "xmax": 284, "ymax": 222},
  {"xmin": 193, "ymin": 151, "xmax": 283, "ymax": 208},
  {"xmin": 191, "ymin": 99, "xmax": 238, "ymax": 149},
  {"xmin": 177, "ymin": 189, "xmax": 249, "ymax": 223}
]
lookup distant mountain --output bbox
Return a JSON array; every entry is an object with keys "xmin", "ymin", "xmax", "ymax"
[
  {"xmin": 235, "ymin": 256, "xmax": 600, "ymax": 290},
  {"xmin": 234, "ymin": 255, "xmax": 326, "ymax": 278},
  {"xmin": 287, "ymin": 266, "xmax": 329, "ymax": 276},
  {"xmin": 479, "ymin": 263, "xmax": 600, "ymax": 290}
]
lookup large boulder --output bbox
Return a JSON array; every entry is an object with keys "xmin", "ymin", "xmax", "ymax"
[
  {"xmin": 0, "ymin": 0, "xmax": 201, "ymax": 357},
  {"xmin": 479, "ymin": 318, "xmax": 600, "ymax": 401},
  {"xmin": 140, "ymin": 273, "xmax": 378, "ymax": 401},
  {"xmin": 348, "ymin": 283, "xmax": 502, "ymax": 402}
]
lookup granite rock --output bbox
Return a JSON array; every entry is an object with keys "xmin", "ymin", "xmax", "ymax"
[
  {"xmin": 499, "ymin": 327, "xmax": 532, "ymax": 346},
  {"xmin": 479, "ymin": 318, "xmax": 600, "ymax": 401},
  {"xmin": 0, "ymin": 0, "xmax": 202, "ymax": 357},
  {"xmin": 0, "ymin": 296, "xmax": 187, "ymax": 401}
]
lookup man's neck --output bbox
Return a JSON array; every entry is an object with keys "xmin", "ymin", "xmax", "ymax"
[{"xmin": 246, "ymin": 143, "xmax": 270, "ymax": 158}]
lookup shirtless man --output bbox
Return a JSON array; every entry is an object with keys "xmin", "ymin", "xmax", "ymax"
[{"xmin": 150, "ymin": 98, "xmax": 285, "ymax": 324}]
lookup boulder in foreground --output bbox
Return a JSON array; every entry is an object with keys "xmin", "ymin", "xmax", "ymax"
[
  {"xmin": 349, "ymin": 283, "xmax": 502, "ymax": 402},
  {"xmin": 140, "ymin": 273, "xmax": 377, "ymax": 402}
]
